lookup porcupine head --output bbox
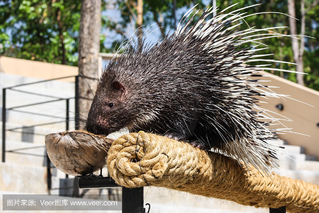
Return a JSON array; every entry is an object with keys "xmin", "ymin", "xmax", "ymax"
[{"xmin": 87, "ymin": 5, "xmax": 290, "ymax": 175}]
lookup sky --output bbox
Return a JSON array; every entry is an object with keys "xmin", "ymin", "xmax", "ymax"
[
  {"xmin": 102, "ymin": 0, "xmax": 213, "ymax": 51},
  {"xmin": 100, "ymin": 0, "xmax": 213, "ymax": 67}
]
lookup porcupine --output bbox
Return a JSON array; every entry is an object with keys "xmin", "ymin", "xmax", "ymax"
[{"xmin": 86, "ymin": 5, "xmax": 294, "ymax": 174}]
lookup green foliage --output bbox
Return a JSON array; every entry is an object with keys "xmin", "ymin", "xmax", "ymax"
[
  {"xmin": 214, "ymin": 0, "xmax": 319, "ymax": 90},
  {"xmin": 0, "ymin": 0, "xmax": 81, "ymax": 65},
  {"xmin": 143, "ymin": 0, "xmax": 206, "ymax": 38},
  {"xmin": 302, "ymin": 0, "xmax": 319, "ymax": 90}
]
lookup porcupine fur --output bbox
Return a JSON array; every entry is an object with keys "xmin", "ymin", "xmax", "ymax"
[{"xmin": 86, "ymin": 4, "xmax": 295, "ymax": 174}]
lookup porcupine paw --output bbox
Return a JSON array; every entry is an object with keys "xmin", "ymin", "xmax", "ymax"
[
  {"xmin": 164, "ymin": 132, "xmax": 186, "ymax": 141},
  {"xmin": 189, "ymin": 140, "xmax": 210, "ymax": 150}
]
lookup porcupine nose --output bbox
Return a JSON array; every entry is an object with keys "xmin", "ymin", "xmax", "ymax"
[{"xmin": 86, "ymin": 115, "xmax": 110, "ymax": 136}]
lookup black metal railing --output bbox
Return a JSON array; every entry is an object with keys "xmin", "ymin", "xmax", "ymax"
[
  {"xmin": 2, "ymin": 75, "xmax": 79, "ymax": 164},
  {"xmin": 1, "ymin": 75, "xmax": 82, "ymax": 197}
]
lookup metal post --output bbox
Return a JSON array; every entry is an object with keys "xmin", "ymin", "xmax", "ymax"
[
  {"xmin": 98, "ymin": 55, "xmax": 103, "ymax": 78},
  {"xmin": 66, "ymin": 98, "xmax": 69, "ymax": 131},
  {"xmin": 2, "ymin": 88, "xmax": 6, "ymax": 163},
  {"xmin": 47, "ymin": 153, "xmax": 52, "ymax": 192},
  {"xmin": 75, "ymin": 76, "xmax": 80, "ymax": 130},
  {"xmin": 270, "ymin": 206, "xmax": 286, "ymax": 213},
  {"xmin": 65, "ymin": 98, "xmax": 69, "ymax": 179},
  {"xmin": 74, "ymin": 76, "xmax": 80, "ymax": 182},
  {"xmin": 79, "ymin": 177, "xmax": 118, "ymax": 188},
  {"xmin": 122, "ymin": 187, "xmax": 144, "ymax": 213}
]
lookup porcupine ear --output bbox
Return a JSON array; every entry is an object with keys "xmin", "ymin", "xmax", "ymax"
[{"xmin": 112, "ymin": 81, "xmax": 126, "ymax": 94}]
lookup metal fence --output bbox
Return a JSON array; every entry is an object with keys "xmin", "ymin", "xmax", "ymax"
[
  {"xmin": 2, "ymin": 75, "xmax": 79, "ymax": 164},
  {"xmin": 1, "ymin": 75, "xmax": 80, "ymax": 197}
]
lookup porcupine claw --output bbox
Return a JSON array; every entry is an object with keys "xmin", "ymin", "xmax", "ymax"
[
  {"xmin": 190, "ymin": 141, "xmax": 210, "ymax": 150},
  {"xmin": 164, "ymin": 132, "xmax": 186, "ymax": 141}
]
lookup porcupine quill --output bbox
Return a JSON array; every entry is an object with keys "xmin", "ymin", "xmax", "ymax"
[{"xmin": 86, "ymin": 4, "xmax": 299, "ymax": 175}]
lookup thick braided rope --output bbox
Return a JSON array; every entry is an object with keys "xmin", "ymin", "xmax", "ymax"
[{"xmin": 107, "ymin": 132, "xmax": 319, "ymax": 213}]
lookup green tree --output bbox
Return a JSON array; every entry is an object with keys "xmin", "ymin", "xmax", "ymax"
[
  {"xmin": 214, "ymin": 0, "xmax": 319, "ymax": 90},
  {"xmin": 302, "ymin": 0, "xmax": 319, "ymax": 90},
  {"xmin": 0, "ymin": 0, "xmax": 107, "ymax": 66},
  {"xmin": 0, "ymin": 0, "xmax": 80, "ymax": 65}
]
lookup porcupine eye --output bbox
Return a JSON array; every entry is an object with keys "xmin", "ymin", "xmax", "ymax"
[{"xmin": 108, "ymin": 103, "xmax": 114, "ymax": 108}]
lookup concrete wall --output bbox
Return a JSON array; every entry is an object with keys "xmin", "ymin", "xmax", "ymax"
[
  {"xmin": 0, "ymin": 56, "xmax": 77, "ymax": 82},
  {"xmin": 256, "ymin": 71, "xmax": 319, "ymax": 160}
]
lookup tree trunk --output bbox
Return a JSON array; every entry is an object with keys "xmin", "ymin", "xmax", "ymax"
[
  {"xmin": 152, "ymin": 11, "xmax": 166, "ymax": 39},
  {"xmin": 288, "ymin": 0, "xmax": 304, "ymax": 85},
  {"xmin": 77, "ymin": 0, "xmax": 101, "ymax": 129},
  {"xmin": 137, "ymin": 0, "xmax": 143, "ymax": 49},
  {"xmin": 56, "ymin": 6, "xmax": 66, "ymax": 65},
  {"xmin": 298, "ymin": 0, "xmax": 305, "ymax": 85}
]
